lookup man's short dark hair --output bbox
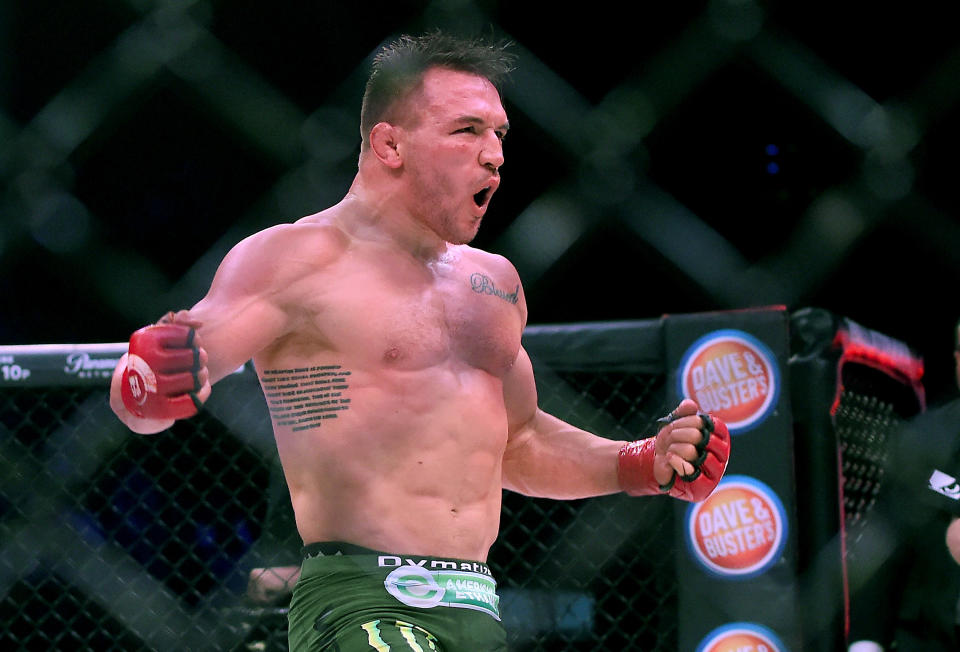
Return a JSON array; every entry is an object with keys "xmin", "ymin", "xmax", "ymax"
[{"xmin": 359, "ymin": 31, "xmax": 515, "ymax": 148}]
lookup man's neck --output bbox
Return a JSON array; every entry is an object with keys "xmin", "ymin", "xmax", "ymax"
[{"xmin": 338, "ymin": 179, "xmax": 449, "ymax": 263}]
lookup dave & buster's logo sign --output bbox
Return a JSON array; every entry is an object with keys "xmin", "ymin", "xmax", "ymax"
[
  {"xmin": 685, "ymin": 475, "xmax": 787, "ymax": 579},
  {"xmin": 696, "ymin": 622, "xmax": 788, "ymax": 652},
  {"xmin": 677, "ymin": 329, "xmax": 780, "ymax": 434}
]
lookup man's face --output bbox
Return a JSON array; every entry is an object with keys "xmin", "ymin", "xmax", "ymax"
[{"xmin": 396, "ymin": 67, "xmax": 509, "ymax": 245}]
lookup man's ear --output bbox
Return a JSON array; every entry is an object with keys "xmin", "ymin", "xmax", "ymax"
[{"xmin": 369, "ymin": 122, "xmax": 403, "ymax": 169}]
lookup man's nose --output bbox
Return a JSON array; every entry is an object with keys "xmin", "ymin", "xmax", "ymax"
[{"xmin": 479, "ymin": 133, "xmax": 504, "ymax": 171}]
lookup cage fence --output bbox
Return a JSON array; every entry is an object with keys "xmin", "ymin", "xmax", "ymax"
[{"xmin": 0, "ymin": 313, "xmax": 926, "ymax": 651}]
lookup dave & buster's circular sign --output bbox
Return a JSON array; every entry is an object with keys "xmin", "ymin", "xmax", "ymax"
[
  {"xmin": 696, "ymin": 622, "xmax": 788, "ymax": 652},
  {"xmin": 685, "ymin": 475, "xmax": 787, "ymax": 579},
  {"xmin": 677, "ymin": 329, "xmax": 780, "ymax": 434}
]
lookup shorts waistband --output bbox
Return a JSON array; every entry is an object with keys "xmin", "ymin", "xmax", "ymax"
[
  {"xmin": 300, "ymin": 541, "xmax": 500, "ymax": 620},
  {"xmin": 301, "ymin": 541, "xmax": 385, "ymax": 560},
  {"xmin": 300, "ymin": 542, "xmax": 493, "ymax": 575}
]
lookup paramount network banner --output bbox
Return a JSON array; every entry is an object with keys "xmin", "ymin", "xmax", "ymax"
[
  {"xmin": 0, "ymin": 344, "xmax": 127, "ymax": 387},
  {"xmin": 663, "ymin": 307, "xmax": 800, "ymax": 652}
]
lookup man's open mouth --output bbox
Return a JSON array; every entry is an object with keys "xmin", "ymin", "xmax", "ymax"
[{"xmin": 473, "ymin": 187, "xmax": 491, "ymax": 207}]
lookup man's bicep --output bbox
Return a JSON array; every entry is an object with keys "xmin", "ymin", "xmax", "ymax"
[
  {"xmin": 189, "ymin": 290, "xmax": 288, "ymax": 384},
  {"xmin": 503, "ymin": 346, "xmax": 539, "ymax": 435},
  {"xmin": 186, "ymin": 240, "xmax": 293, "ymax": 383}
]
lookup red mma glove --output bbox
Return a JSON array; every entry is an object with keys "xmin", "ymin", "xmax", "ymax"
[
  {"xmin": 120, "ymin": 323, "xmax": 204, "ymax": 420},
  {"xmin": 618, "ymin": 411, "xmax": 730, "ymax": 503}
]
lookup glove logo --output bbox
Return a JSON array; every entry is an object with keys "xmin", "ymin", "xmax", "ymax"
[
  {"xmin": 125, "ymin": 354, "xmax": 158, "ymax": 406},
  {"xmin": 678, "ymin": 330, "xmax": 780, "ymax": 435},
  {"xmin": 695, "ymin": 622, "xmax": 786, "ymax": 652},
  {"xmin": 928, "ymin": 469, "xmax": 960, "ymax": 500},
  {"xmin": 685, "ymin": 475, "xmax": 787, "ymax": 579}
]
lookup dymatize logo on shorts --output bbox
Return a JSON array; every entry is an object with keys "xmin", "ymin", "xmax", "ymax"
[
  {"xmin": 678, "ymin": 329, "xmax": 779, "ymax": 434},
  {"xmin": 696, "ymin": 622, "xmax": 788, "ymax": 652},
  {"xmin": 685, "ymin": 475, "xmax": 787, "ymax": 579},
  {"xmin": 380, "ymin": 556, "xmax": 501, "ymax": 621}
]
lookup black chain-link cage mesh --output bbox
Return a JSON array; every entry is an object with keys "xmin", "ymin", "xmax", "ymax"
[
  {"xmin": 0, "ymin": 348, "xmax": 677, "ymax": 651},
  {"xmin": 0, "ymin": 319, "xmax": 926, "ymax": 651},
  {"xmin": 834, "ymin": 363, "xmax": 925, "ymax": 571}
]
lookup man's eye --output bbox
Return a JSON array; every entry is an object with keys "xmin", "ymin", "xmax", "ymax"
[{"xmin": 455, "ymin": 127, "xmax": 476, "ymax": 134}]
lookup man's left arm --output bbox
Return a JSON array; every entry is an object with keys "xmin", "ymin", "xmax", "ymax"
[{"xmin": 500, "ymin": 346, "xmax": 730, "ymax": 502}]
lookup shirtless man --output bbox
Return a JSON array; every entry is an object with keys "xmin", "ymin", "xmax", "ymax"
[{"xmin": 110, "ymin": 32, "xmax": 730, "ymax": 651}]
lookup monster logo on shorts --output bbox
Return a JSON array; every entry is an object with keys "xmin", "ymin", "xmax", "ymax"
[
  {"xmin": 685, "ymin": 475, "xmax": 787, "ymax": 579},
  {"xmin": 678, "ymin": 329, "xmax": 779, "ymax": 434},
  {"xmin": 696, "ymin": 622, "xmax": 787, "ymax": 652}
]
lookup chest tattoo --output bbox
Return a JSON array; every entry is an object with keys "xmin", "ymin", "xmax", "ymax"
[
  {"xmin": 262, "ymin": 365, "xmax": 352, "ymax": 432},
  {"xmin": 469, "ymin": 272, "xmax": 519, "ymax": 305}
]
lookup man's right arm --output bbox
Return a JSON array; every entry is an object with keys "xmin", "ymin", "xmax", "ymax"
[{"xmin": 109, "ymin": 223, "xmax": 317, "ymax": 434}]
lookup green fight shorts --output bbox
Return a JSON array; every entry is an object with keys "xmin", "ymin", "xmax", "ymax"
[{"xmin": 288, "ymin": 542, "xmax": 507, "ymax": 651}]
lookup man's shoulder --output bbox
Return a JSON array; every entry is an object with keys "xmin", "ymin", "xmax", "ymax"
[
  {"xmin": 458, "ymin": 245, "xmax": 519, "ymax": 277},
  {"xmin": 239, "ymin": 212, "xmax": 349, "ymax": 261},
  {"xmin": 213, "ymin": 212, "xmax": 350, "ymax": 295}
]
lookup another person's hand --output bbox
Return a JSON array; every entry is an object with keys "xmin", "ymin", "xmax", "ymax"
[
  {"xmin": 946, "ymin": 517, "xmax": 960, "ymax": 565},
  {"xmin": 617, "ymin": 398, "xmax": 731, "ymax": 502},
  {"xmin": 247, "ymin": 566, "xmax": 301, "ymax": 604}
]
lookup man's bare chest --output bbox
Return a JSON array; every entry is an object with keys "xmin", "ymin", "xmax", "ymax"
[{"xmin": 297, "ymin": 254, "xmax": 524, "ymax": 376}]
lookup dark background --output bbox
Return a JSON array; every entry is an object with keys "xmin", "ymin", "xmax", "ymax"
[{"xmin": 2, "ymin": 0, "xmax": 958, "ymax": 401}]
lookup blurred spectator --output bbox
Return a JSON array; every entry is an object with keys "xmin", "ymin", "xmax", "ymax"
[
  {"xmin": 847, "ymin": 318, "xmax": 960, "ymax": 651},
  {"xmin": 244, "ymin": 461, "xmax": 302, "ymax": 606}
]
